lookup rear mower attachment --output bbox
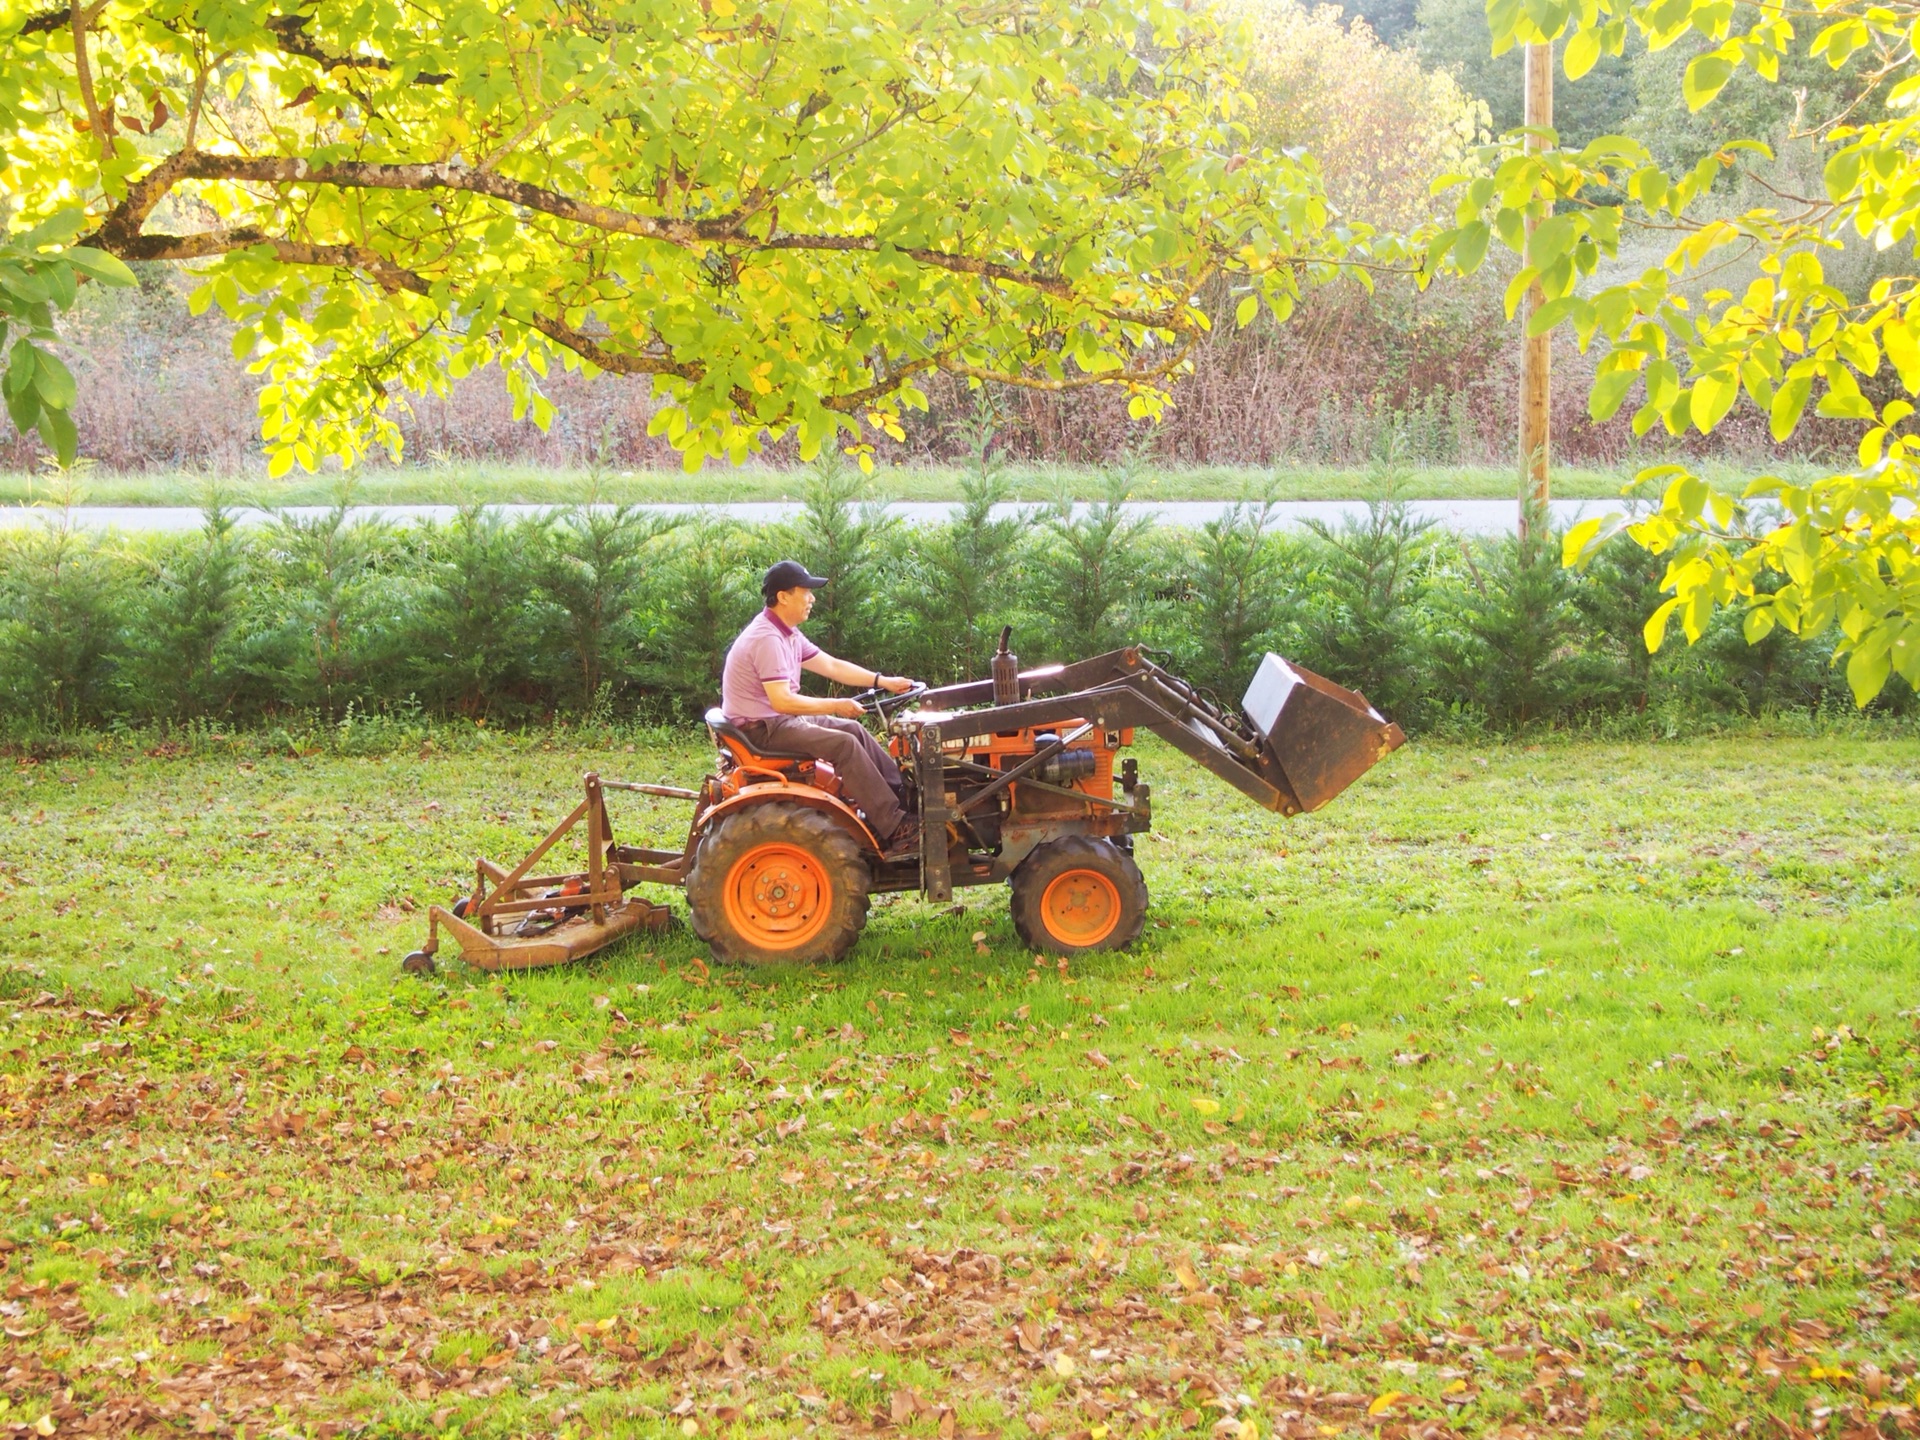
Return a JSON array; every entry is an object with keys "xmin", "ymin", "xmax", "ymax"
[{"xmin": 402, "ymin": 774, "xmax": 684, "ymax": 974}]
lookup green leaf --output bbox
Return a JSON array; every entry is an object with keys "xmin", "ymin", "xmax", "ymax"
[
  {"xmin": 0, "ymin": 264, "xmax": 51, "ymax": 306},
  {"xmin": 4, "ymin": 339, "xmax": 36, "ymax": 399},
  {"xmin": 1629, "ymin": 166, "xmax": 1669, "ymax": 211},
  {"xmin": 1815, "ymin": 382, "xmax": 1875, "ymax": 421},
  {"xmin": 1234, "ymin": 293, "xmax": 1258, "ymax": 328},
  {"xmin": 1770, "ymin": 374, "xmax": 1812, "ymax": 439},
  {"xmin": 1846, "ymin": 637, "xmax": 1892, "ymax": 707},
  {"xmin": 1454, "ymin": 221, "xmax": 1490, "ymax": 273},
  {"xmin": 1893, "ymin": 623, "xmax": 1920, "ymax": 687},
  {"xmin": 15, "ymin": 211, "xmax": 86, "ymax": 250},
  {"xmin": 1527, "ymin": 214, "xmax": 1578, "ymax": 270},
  {"xmin": 1526, "ymin": 295, "xmax": 1582, "ymax": 336},
  {"xmin": 62, "ymin": 247, "xmax": 138, "ymax": 287},
  {"xmin": 1671, "ymin": 472, "xmax": 1710, "ymax": 520},
  {"xmin": 4, "ymin": 378, "xmax": 37, "ymax": 434},
  {"xmin": 1689, "ymin": 372, "xmax": 1738, "ymax": 432},
  {"xmin": 1503, "ymin": 267, "xmax": 1539, "ymax": 320},
  {"xmin": 29, "ymin": 350, "xmax": 76, "ymax": 409},
  {"xmin": 1824, "ymin": 147, "xmax": 1863, "ymax": 202},
  {"xmin": 1590, "ymin": 368, "xmax": 1638, "ymax": 420},
  {"xmin": 1683, "ymin": 53, "xmax": 1736, "ymax": 111},
  {"xmin": 37, "ymin": 403, "xmax": 76, "ymax": 467},
  {"xmin": 43, "ymin": 262, "xmax": 77, "ymax": 311}
]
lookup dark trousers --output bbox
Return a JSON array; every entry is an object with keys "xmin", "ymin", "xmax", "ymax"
[{"xmin": 744, "ymin": 714, "xmax": 905, "ymax": 837}]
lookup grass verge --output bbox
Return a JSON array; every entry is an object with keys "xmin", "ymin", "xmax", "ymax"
[
  {"xmin": 0, "ymin": 460, "xmax": 1813, "ymax": 509},
  {"xmin": 2, "ymin": 732, "xmax": 1917, "ymax": 1437}
]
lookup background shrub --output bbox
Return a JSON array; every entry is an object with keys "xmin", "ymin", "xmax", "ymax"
[{"xmin": 0, "ymin": 494, "xmax": 1911, "ymax": 738}]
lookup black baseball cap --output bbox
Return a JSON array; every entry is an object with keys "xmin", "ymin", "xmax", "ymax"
[{"xmin": 763, "ymin": 559, "xmax": 828, "ymax": 602}]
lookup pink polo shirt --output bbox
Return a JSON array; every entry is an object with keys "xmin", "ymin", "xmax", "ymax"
[{"xmin": 721, "ymin": 609, "xmax": 820, "ymax": 722}]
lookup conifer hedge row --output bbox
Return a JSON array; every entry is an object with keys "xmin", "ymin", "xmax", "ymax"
[{"xmin": 1, "ymin": 465, "xmax": 1905, "ymax": 736}]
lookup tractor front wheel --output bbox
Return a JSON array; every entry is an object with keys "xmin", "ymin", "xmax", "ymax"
[
  {"xmin": 686, "ymin": 803, "xmax": 872, "ymax": 964},
  {"xmin": 1010, "ymin": 836, "xmax": 1148, "ymax": 955}
]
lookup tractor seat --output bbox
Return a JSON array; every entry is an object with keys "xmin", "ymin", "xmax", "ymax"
[{"xmin": 704, "ymin": 707, "xmax": 821, "ymax": 764}]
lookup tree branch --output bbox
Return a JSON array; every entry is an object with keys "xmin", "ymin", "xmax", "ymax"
[
  {"xmin": 68, "ymin": 0, "xmax": 112, "ymax": 160},
  {"xmin": 261, "ymin": 15, "xmax": 450, "ymax": 84},
  {"xmin": 12, "ymin": 7, "xmax": 450, "ymax": 83},
  {"xmin": 100, "ymin": 150, "xmax": 1098, "ymax": 300},
  {"xmin": 941, "ymin": 333, "xmax": 1202, "ymax": 393},
  {"xmin": 15, "ymin": 6, "xmax": 69, "ymax": 34},
  {"xmin": 92, "ymin": 149, "xmax": 204, "ymax": 251}
]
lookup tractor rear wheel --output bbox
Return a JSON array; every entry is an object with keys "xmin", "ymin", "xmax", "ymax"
[
  {"xmin": 1010, "ymin": 836, "xmax": 1148, "ymax": 955},
  {"xmin": 686, "ymin": 803, "xmax": 872, "ymax": 964}
]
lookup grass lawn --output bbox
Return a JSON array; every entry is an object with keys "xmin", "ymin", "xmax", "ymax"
[
  {"xmin": 0, "ymin": 459, "xmax": 1816, "ymax": 509},
  {"xmin": 2, "ymin": 728, "xmax": 1917, "ymax": 1438}
]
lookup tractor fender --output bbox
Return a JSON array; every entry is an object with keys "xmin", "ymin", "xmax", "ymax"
[{"xmin": 696, "ymin": 783, "xmax": 882, "ymax": 854}]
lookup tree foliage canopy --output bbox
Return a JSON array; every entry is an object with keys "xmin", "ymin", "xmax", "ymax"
[
  {"xmin": 1426, "ymin": 0, "xmax": 1920, "ymax": 704},
  {"xmin": 1230, "ymin": 0, "xmax": 1487, "ymax": 231},
  {"xmin": 0, "ymin": 0, "xmax": 1356, "ymax": 471}
]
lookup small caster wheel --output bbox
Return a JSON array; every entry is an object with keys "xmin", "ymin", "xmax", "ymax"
[
  {"xmin": 401, "ymin": 950, "xmax": 437, "ymax": 976},
  {"xmin": 451, "ymin": 896, "xmax": 471, "ymax": 919}
]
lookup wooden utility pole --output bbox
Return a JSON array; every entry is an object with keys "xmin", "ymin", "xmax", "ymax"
[{"xmin": 1519, "ymin": 40, "xmax": 1553, "ymax": 541}]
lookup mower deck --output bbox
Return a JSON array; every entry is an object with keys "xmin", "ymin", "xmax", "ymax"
[{"xmin": 423, "ymin": 894, "xmax": 672, "ymax": 970}]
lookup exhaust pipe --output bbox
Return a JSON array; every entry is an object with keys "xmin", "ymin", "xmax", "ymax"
[{"xmin": 1242, "ymin": 654, "xmax": 1405, "ymax": 813}]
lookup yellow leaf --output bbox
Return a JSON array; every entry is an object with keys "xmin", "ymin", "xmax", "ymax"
[
  {"xmin": 1564, "ymin": 27, "xmax": 1601, "ymax": 78},
  {"xmin": 34, "ymin": 1418, "xmax": 56, "ymax": 1438},
  {"xmin": 1053, "ymin": 1351, "xmax": 1076, "ymax": 1377},
  {"xmin": 1884, "ymin": 317, "xmax": 1920, "ymax": 392},
  {"xmin": 1444, "ymin": 1379, "xmax": 1468, "ymax": 1394},
  {"xmin": 1644, "ymin": 597, "xmax": 1681, "ymax": 653},
  {"xmin": 1368, "ymin": 1391, "xmax": 1405, "ymax": 1416},
  {"xmin": 1562, "ymin": 515, "xmax": 1603, "ymax": 567},
  {"xmin": 1174, "ymin": 1259, "xmax": 1202, "ymax": 1291},
  {"xmin": 1189, "ymin": 1096, "xmax": 1220, "ymax": 1115},
  {"xmin": 87, "ymin": 1172, "xmax": 108, "ymax": 1187}
]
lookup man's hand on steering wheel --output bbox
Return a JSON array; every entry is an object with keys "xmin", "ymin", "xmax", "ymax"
[{"xmin": 846, "ymin": 676, "xmax": 926, "ymax": 718}]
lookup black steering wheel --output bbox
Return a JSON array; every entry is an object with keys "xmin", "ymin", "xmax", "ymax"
[{"xmin": 848, "ymin": 680, "xmax": 928, "ymax": 719}]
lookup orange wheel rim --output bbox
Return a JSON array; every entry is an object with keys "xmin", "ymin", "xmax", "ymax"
[
  {"xmin": 723, "ymin": 843, "xmax": 833, "ymax": 950},
  {"xmin": 1040, "ymin": 868, "xmax": 1122, "ymax": 947}
]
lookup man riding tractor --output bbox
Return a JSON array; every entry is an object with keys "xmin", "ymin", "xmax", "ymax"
[{"xmin": 719, "ymin": 560, "xmax": 923, "ymax": 857}]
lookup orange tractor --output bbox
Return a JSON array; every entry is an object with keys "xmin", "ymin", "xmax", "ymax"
[{"xmin": 403, "ymin": 641, "xmax": 1402, "ymax": 971}]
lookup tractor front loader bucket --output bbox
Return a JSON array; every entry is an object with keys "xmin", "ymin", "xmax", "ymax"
[{"xmin": 1242, "ymin": 654, "xmax": 1405, "ymax": 813}]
